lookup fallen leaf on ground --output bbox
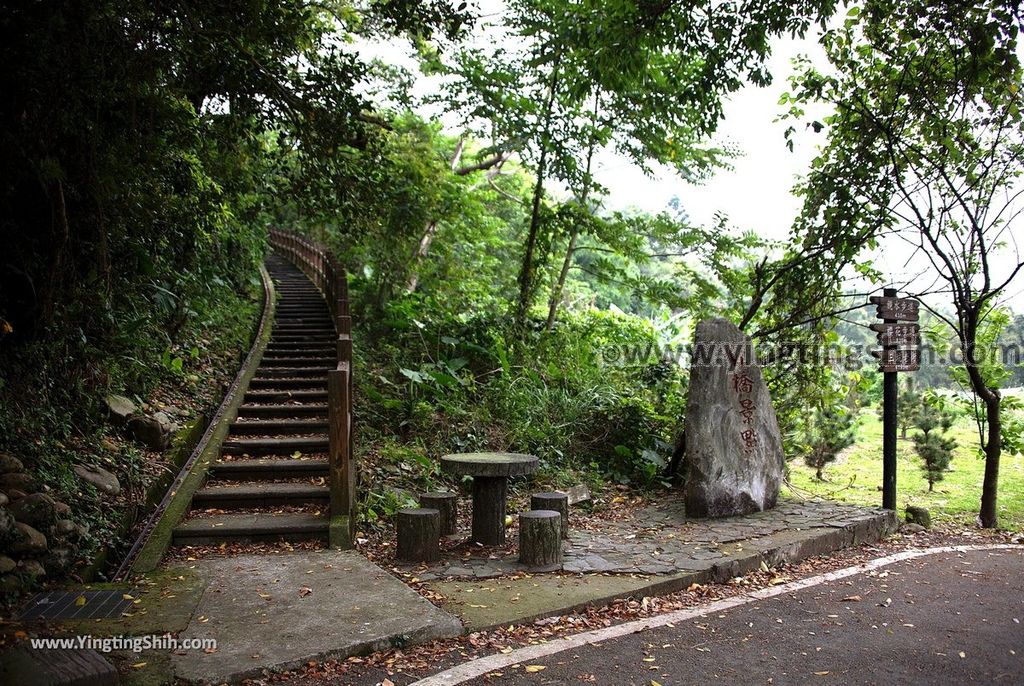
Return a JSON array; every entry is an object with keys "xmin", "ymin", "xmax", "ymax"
[{"xmin": 525, "ymin": 665, "xmax": 546, "ymax": 672}]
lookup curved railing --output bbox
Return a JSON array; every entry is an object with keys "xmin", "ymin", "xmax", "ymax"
[{"xmin": 268, "ymin": 228, "xmax": 356, "ymax": 547}]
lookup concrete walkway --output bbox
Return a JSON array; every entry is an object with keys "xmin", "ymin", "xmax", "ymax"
[{"xmin": 169, "ymin": 550, "xmax": 461, "ymax": 684}]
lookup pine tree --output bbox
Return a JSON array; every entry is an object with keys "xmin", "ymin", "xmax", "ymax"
[
  {"xmin": 804, "ymin": 408, "xmax": 857, "ymax": 481},
  {"xmin": 876, "ymin": 378, "xmax": 923, "ymax": 439},
  {"xmin": 912, "ymin": 407, "xmax": 957, "ymax": 492}
]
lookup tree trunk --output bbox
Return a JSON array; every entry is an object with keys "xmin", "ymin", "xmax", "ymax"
[
  {"xmin": 545, "ymin": 96, "xmax": 599, "ymax": 332},
  {"xmin": 964, "ymin": 323, "xmax": 1002, "ymax": 529},
  {"xmin": 420, "ymin": 491, "xmax": 458, "ymax": 536},
  {"xmin": 404, "ymin": 221, "xmax": 438, "ymax": 294},
  {"xmin": 978, "ymin": 389, "xmax": 1002, "ymax": 528},
  {"xmin": 518, "ymin": 510, "xmax": 562, "ymax": 570},
  {"xmin": 515, "ymin": 146, "xmax": 550, "ymax": 330},
  {"xmin": 530, "ymin": 492, "xmax": 569, "ymax": 538},
  {"xmin": 514, "ymin": 54, "xmax": 562, "ymax": 332},
  {"xmin": 396, "ymin": 508, "xmax": 441, "ymax": 563},
  {"xmin": 471, "ymin": 476, "xmax": 508, "ymax": 546},
  {"xmin": 404, "ymin": 139, "xmax": 465, "ymax": 294},
  {"xmin": 545, "ymin": 225, "xmax": 580, "ymax": 331}
]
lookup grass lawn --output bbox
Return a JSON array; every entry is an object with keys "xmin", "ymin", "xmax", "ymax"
[{"xmin": 785, "ymin": 412, "xmax": 1024, "ymax": 531}]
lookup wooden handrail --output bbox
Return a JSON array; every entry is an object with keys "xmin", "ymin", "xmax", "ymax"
[{"xmin": 268, "ymin": 228, "xmax": 356, "ymax": 549}]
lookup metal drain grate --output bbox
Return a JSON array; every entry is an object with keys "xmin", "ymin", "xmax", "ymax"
[{"xmin": 17, "ymin": 589, "xmax": 139, "ymax": 621}]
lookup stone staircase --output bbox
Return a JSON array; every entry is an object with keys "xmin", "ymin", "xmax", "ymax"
[{"xmin": 172, "ymin": 254, "xmax": 335, "ymax": 545}]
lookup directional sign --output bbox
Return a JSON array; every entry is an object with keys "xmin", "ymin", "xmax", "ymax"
[
  {"xmin": 871, "ymin": 348, "xmax": 921, "ymax": 372},
  {"xmin": 870, "ymin": 296, "xmax": 919, "ymax": 322},
  {"xmin": 870, "ymin": 323, "xmax": 921, "ymax": 347}
]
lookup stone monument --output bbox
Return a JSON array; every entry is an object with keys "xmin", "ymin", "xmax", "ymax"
[{"xmin": 684, "ymin": 318, "xmax": 783, "ymax": 517}]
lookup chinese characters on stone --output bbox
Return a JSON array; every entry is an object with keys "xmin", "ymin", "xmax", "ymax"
[{"xmin": 732, "ymin": 367, "xmax": 758, "ymax": 454}]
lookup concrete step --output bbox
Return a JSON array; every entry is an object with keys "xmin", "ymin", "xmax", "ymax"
[
  {"xmin": 243, "ymin": 389, "xmax": 328, "ymax": 402},
  {"xmin": 236, "ymin": 403, "xmax": 328, "ymax": 418},
  {"xmin": 262, "ymin": 352, "xmax": 333, "ymax": 362},
  {"xmin": 222, "ymin": 435, "xmax": 329, "ymax": 455},
  {"xmin": 230, "ymin": 418, "xmax": 328, "ymax": 435},
  {"xmin": 253, "ymin": 367, "xmax": 332, "ymax": 378},
  {"xmin": 248, "ymin": 377, "xmax": 326, "ymax": 390},
  {"xmin": 191, "ymin": 482, "xmax": 329, "ymax": 509},
  {"xmin": 260, "ymin": 357, "xmax": 335, "ymax": 367},
  {"xmin": 262, "ymin": 350, "xmax": 333, "ymax": 360},
  {"xmin": 272, "ymin": 328, "xmax": 335, "ymax": 336},
  {"xmin": 172, "ymin": 512, "xmax": 329, "ymax": 545},
  {"xmin": 268, "ymin": 336, "xmax": 336, "ymax": 345},
  {"xmin": 268, "ymin": 336, "xmax": 335, "ymax": 344},
  {"xmin": 274, "ymin": 319, "xmax": 333, "ymax": 327},
  {"xmin": 210, "ymin": 458, "xmax": 329, "ymax": 480},
  {"xmin": 264, "ymin": 342, "xmax": 335, "ymax": 350},
  {"xmin": 273, "ymin": 316, "xmax": 331, "ymax": 321}
]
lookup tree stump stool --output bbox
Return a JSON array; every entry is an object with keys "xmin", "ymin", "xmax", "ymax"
[
  {"xmin": 396, "ymin": 508, "xmax": 440, "ymax": 563},
  {"xmin": 530, "ymin": 491, "xmax": 569, "ymax": 539},
  {"xmin": 420, "ymin": 492, "xmax": 458, "ymax": 535},
  {"xmin": 518, "ymin": 510, "xmax": 562, "ymax": 571}
]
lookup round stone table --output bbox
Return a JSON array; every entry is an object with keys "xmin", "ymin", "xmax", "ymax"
[{"xmin": 440, "ymin": 452, "xmax": 538, "ymax": 545}]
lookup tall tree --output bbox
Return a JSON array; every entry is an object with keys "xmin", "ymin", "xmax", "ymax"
[
  {"xmin": 787, "ymin": 0, "xmax": 1024, "ymax": 527},
  {"xmin": 439, "ymin": 0, "xmax": 838, "ymax": 332}
]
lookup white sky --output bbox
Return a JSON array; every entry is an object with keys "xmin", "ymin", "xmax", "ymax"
[{"xmin": 597, "ymin": 36, "xmax": 815, "ymax": 239}]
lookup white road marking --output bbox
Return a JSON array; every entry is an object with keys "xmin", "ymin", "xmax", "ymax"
[{"xmin": 410, "ymin": 544, "xmax": 1022, "ymax": 686}]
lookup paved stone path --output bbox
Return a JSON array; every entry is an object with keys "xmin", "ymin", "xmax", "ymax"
[{"xmin": 413, "ymin": 500, "xmax": 893, "ymax": 580}]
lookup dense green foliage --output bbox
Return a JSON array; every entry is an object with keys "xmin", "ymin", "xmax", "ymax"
[
  {"xmin": 0, "ymin": 1, "xmax": 469, "ymax": 569},
  {"xmin": 2, "ymin": 0, "xmax": 1021, "ymax": 563}
]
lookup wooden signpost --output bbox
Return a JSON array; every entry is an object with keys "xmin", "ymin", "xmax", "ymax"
[
  {"xmin": 870, "ymin": 289, "xmax": 920, "ymax": 510},
  {"xmin": 868, "ymin": 323, "xmax": 920, "ymax": 349}
]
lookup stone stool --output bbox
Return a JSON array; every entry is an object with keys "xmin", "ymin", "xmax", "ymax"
[
  {"xmin": 396, "ymin": 508, "xmax": 440, "ymax": 563},
  {"xmin": 530, "ymin": 491, "xmax": 569, "ymax": 539},
  {"xmin": 419, "ymin": 492, "xmax": 458, "ymax": 535},
  {"xmin": 519, "ymin": 510, "xmax": 562, "ymax": 571}
]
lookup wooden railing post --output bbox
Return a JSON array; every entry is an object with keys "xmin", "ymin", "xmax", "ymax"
[{"xmin": 328, "ymin": 365, "xmax": 355, "ymax": 549}]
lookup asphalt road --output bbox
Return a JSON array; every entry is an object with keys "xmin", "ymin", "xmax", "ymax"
[{"xmin": 458, "ymin": 548, "xmax": 1024, "ymax": 685}]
